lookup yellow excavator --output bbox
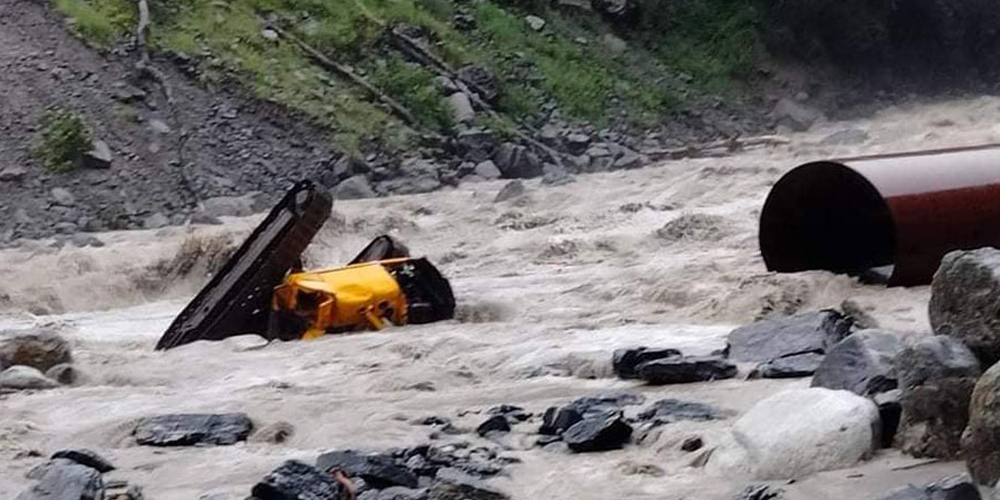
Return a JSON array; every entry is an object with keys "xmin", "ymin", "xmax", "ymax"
[{"xmin": 155, "ymin": 181, "xmax": 455, "ymax": 350}]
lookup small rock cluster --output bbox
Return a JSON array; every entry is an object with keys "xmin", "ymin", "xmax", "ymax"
[
  {"xmin": 252, "ymin": 442, "xmax": 517, "ymax": 500},
  {"xmin": 17, "ymin": 449, "xmax": 144, "ymax": 500},
  {"xmin": 535, "ymin": 393, "xmax": 722, "ymax": 454},
  {"xmin": 0, "ymin": 329, "xmax": 80, "ymax": 391}
]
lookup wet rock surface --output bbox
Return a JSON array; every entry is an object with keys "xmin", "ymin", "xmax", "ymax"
[
  {"xmin": 636, "ymin": 355, "xmax": 737, "ymax": 384},
  {"xmin": 931, "ymin": 248, "xmax": 1000, "ymax": 366},
  {"xmin": 317, "ymin": 450, "xmax": 419, "ymax": 489},
  {"xmin": 635, "ymin": 399, "xmax": 721, "ymax": 426},
  {"xmin": 896, "ymin": 336, "xmax": 980, "ymax": 458},
  {"xmin": 16, "ymin": 459, "xmax": 105, "ymax": 500},
  {"xmin": 962, "ymin": 361, "xmax": 1000, "ymax": 485},
  {"xmin": 727, "ymin": 310, "xmax": 853, "ymax": 367},
  {"xmin": 612, "ymin": 347, "xmax": 681, "ymax": 379},
  {"xmin": 252, "ymin": 460, "xmax": 343, "ymax": 500},
  {"xmin": 134, "ymin": 413, "xmax": 253, "ymax": 446},
  {"xmin": 428, "ymin": 468, "xmax": 508, "ymax": 500},
  {"xmin": 562, "ymin": 411, "xmax": 633, "ymax": 452},
  {"xmin": 0, "ymin": 365, "xmax": 59, "ymax": 390},
  {"xmin": 874, "ymin": 474, "xmax": 980, "ymax": 500},
  {"xmin": 50, "ymin": 449, "xmax": 115, "ymax": 473},
  {"xmin": 811, "ymin": 329, "xmax": 903, "ymax": 396},
  {"xmin": 752, "ymin": 352, "xmax": 824, "ymax": 379},
  {"xmin": 0, "ymin": 330, "xmax": 72, "ymax": 372}
]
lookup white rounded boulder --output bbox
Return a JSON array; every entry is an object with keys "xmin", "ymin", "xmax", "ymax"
[{"xmin": 710, "ymin": 388, "xmax": 881, "ymax": 480}]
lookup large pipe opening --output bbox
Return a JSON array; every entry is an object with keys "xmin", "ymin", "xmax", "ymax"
[{"xmin": 760, "ymin": 162, "xmax": 896, "ymax": 276}]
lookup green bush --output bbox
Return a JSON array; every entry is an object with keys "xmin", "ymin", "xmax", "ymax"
[
  {"xmin": 33, "ymin": 107, "xmax": 92, "ymax": 173},
  {"xmin": 372, "ymin": 56, "xmax": 454, "ymax": 132}
]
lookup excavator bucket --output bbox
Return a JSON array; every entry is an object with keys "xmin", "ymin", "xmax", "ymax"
[{"xmin": 156, "ymin": 181, "xmax": 333, "ymax": 350}]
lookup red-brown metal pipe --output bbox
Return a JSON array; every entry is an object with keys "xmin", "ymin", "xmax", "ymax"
[{"xmin": 760, "ymin": 144, "xmax": 1000, "ymax": 286}]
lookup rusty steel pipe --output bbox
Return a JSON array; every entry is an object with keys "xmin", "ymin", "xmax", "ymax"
[{"xmin": 760, "ymin": 144, "xmax": 1000, "ymax": 286}]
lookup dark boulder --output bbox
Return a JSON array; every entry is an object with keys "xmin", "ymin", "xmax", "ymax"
[
  {"xmin": 727, "ymin": 310, "xmax": 852, "ymax": 364},
  {"xmin": 753, "ymin": 352, "xmax": 824, "ymax": 379},
  {"xmin": 457, "ymin": 65, "xmax": 500, "ymax": 104},
  {"xmin": 874, "ymin": 389, "xmax": 903, "ymax": 449},
  {"xmin": 612, "ymin": 347, "xmax": 681, "ymax": 380},
  {"xmin": 476, "ymin": 416, "xmax": 511, "ymax": 436},
  {"xmin": 317, "ymin": 450, "xmax": 419, "ymax": 489},
  {"xmin": 428, "ymin": 468, "xmax": 508, "ymax": 500},
  {"xmin": 636, "ymin": 356, "xmax": 737, "ymax": 384},
  {"xmin": 457, "ymin": 129, "xmax": 498, "ymax": 163},
  {"xmin": 486, "ymin": 405, "xmax": 529, "ymax": 421},
  {"xmin": 16, "ymin": 459, "xmax": 104, "ymax": 500},
  {"xmin": 50, "ymin": 449, "xmax": 114, "ymax": 473},
  {"xmin": 590, "ymin": 0, "xmax": 638, "ymax": 25},
  {"xmin": 896, "ymin": 336, "xmax": 981, "ymax": 459},
  {"xmin": 681, "ymin": 436, "xmax": 703, "ymax": 452},
  {"xmin": 134, "ymin": 413, "xmax": 253, "ymax": 446},
  {"xmin": 493, "ymin": 143, "xmax": 542, "ymax": 179},
  {"xmin": 251, "ymin": 460, "xmax": 343, "ymax": 500},
  {"xmin": 874, "ymin": 474, "xmax": 980, "ymax": 500},
  {"xmin": 539, "ymin": 393, "xmax": 644, "ymax": 435},
  {"xmin": 539, "ymin": 406, "xmax": 582, "ymax": 436},
  {"xmin": 733, "ymin": 485, "xmax": 785, "ymax": 500},
  {"xmin": 811, "ymin": 330, "xmax": 904, "ymax": 396},
  {"xmin": 930, "ymin": 248, "xmax": 1000, "ymax": 366},
  {"xmin": 562, "ymin": 411, "xmax": 633, "ymax": 452},
  {"xmin": 0, "ymin": 329, "xmax": 72, "ymax": 372},
  {"xmin": 635, "ymin": 398, "xmax": 721, "ymax": 426}
]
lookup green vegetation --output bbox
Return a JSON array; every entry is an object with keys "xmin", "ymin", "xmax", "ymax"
[
  {"xmin": 51, "ymin": 0, "xmax": 132, "ymax": 48},
  {"xmin": 635, "ymin": 0, "xmax": 761, "ymax": 92},
  {"xmin": 33, "ymin": 106, "xmax": 92, "ymax": 173},
  {"xmin": 48, "ymin": 0, "xmax": 765, "ymax": 148}
]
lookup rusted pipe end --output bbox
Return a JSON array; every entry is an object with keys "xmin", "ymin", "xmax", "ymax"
[
  {"xmin": 761, "ymin": 145, "xmax": 1000, "ymax": 286},
  {"xmin": 760, "ymin": 161, "xmax": 896, "ymax": 278}
]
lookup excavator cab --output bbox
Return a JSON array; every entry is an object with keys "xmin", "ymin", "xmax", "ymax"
[{"xmin": 155, "ymin": 183, "xmax": 455, "ymax": 350}]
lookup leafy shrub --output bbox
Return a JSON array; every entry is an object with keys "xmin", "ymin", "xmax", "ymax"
[{"xmin": 33, "ymin": 107, "xmax": 92, "ymax": 173}]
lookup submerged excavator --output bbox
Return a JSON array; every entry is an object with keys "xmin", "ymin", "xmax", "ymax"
[{"xmin": 155, "ymin": 180, "xmax": 455, "ymax": 350}]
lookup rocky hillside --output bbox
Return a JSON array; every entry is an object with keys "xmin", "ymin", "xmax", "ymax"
[{"xmin": 2, "ymin": 0, "xmax": 998, "ymax": 242}]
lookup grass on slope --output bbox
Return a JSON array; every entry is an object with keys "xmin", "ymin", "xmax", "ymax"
[{"xmin": 49, "ymin": 0, "xmax": 761, "ymax": 150}]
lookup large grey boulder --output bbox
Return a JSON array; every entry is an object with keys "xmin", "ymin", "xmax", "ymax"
[
  {"xmin": 134, "ymin": 413, "xmax": 253, "ymax": 446},
  {"xmin": 16, "ymin": 459, "xmax": 104, "ymax": 500},
  {"xmin": 335, "ymin": 175, "xmax": 377, "ymax": 200},
  {"xmin": 710, "ymin": 388, "xmax": 880, "ymax": 480},
  {"xmin": 727, "ymin": 310, "xmax": 853, "ymax": 366},
  {"xmin": 0, "ymin": 366, "xmax": 59, "ymax": 390},
  {"xmin": 811, "ymin": 329, "xmax": 904, "ymax": 396},
  {"xmin": 0, "ymin": 329, "xmax": 72, "ymax": 372},
  {"xmin": 930, "ymin": 248, "xmax": 1000, "ymax": 365},
  {"xmin": 447, "ymin": 92, "xmax": 475, "ymax": 123},
  {"xmin": 896, "ymin": 336, "xmax": 981, "ymax": 459},
  {"xmin": 963, "ymin": 361, "xmax": 1000, "ymax": 484}
]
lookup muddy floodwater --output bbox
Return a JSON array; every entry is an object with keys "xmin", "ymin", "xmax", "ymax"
[{"xmin": 6, "ymin": 95, "xmax": 1000, "ymax": 498}]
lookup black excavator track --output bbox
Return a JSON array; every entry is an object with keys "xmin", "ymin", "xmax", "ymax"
[{"xmin": 155, "ymin": 180, "xmax": 333, "ymax": 350}]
